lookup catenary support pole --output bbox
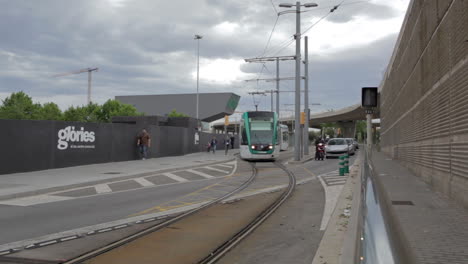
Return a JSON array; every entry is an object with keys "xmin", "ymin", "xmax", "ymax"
[
  {"xmin": 304, "ymin": 36, "xmax": 309, "ymax": 156},
  {"xmin": 294, "ymin": 1, "xmax": 301, "ymax": 161},
  {"xmin": 276, "ymin": 57, "xmax": 280, "ymax": 117},
  {"xmin": 271, "ymin": 90, "xmax": 274, "ymax": 112}
]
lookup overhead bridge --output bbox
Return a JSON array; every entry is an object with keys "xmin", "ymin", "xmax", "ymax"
[{"xmin": 212, "ymin": 103, "xmax": 380, "ymax": 138}]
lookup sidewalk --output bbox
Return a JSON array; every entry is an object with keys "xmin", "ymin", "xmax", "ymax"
[
  {"xmin": 370, "ymin": 150, "xmax": 468, "ymax": 264},
  {"xmin": 0, "ymin": 150, "xmax": 238, "ymax": 201}
]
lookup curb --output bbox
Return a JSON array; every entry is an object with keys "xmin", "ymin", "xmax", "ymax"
[
  {"xmin": 311, "ymin": 152, "xmax": 362, "ymax": 264},
  {"xmin": 0, "ymin": 158, "xmax": 236, "ymax": 201}
]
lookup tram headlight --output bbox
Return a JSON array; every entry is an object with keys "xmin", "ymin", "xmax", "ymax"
[
  {"xmin": 251, "ymin": 145, "xmax": 256, "ymax": 150},
  {"xmin": 268, "ymin": 145, "xmax": 273, "ymax": 149}
]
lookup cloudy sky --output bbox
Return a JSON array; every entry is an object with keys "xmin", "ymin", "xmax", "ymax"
[{"xmin": 1, "ymin": 0, "xmax": 409, "ymax": 119}]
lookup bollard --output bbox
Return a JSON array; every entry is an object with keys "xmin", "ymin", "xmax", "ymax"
[
  {"xmin": 344, "ymin": 154, "xmax": 349, "ymax": 174},
  {"xmin": 339, "ymin": 156, "xmax": 345, "ymax": 176}
]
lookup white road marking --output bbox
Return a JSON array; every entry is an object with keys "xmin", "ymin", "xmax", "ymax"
[
  {"xmin": 186, "ymin": 169, "xmax": 214, "ymax": 179},
  {"xmin": 134, "ymin": 178, "xmax": 155, "ymax": 187},
  {"xmin": 317, "ymin": 172, "xmax": 347, "ymax": 231},
  {"xmin": 204, "ymin": 166, "xmax": 229, "ymax": 174},
  {"xmin": 162, "ymin": 173, "xmax": 189, "ymax": 182},
  {"xmin": 215, "ymin": 164, "xmax": 234, "ymax": 169},
  {"xmin": 0, "ymin": 195, "xmax": 72, "ymax": 206},
  {"xmin": 95, "ymin": 184, "xmax": 112, "ymax": 193}
]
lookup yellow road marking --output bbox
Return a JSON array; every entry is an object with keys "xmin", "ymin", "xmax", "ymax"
[{"xmin": 301, "ymin": 166, "xmax": 317, "ymax": 177}]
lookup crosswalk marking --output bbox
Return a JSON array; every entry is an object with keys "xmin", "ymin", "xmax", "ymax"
[
  {"xmin": 95, "ymin": 184, "xmax": 112, "ymax": 193},
  {"xmin": 1, "ymin": 161, "xmax": 237, "ymax": 207},
  {"xmin": 162, "ymin": 173, "xmax": 189, "ymax": 182},
  {"xmin": 186, "ymin": 169, "xmax": 214, "ymax": 179},
  {"xmin": 0, "ymin": 195, "xmax": 72, "ymax": 206},
  {"xmin": 134, "ymin": 178, "xmax": 155, "ymax": 187},
  {"xmin": 204, "ymin": 166, "xmax": 229, "ymax": 174}
]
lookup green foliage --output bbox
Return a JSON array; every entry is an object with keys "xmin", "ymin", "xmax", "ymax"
[
  {"xmin": 63, "ymin": 103, "xmax": 101, "ymax": 122},
  {"xmin": 0, "ymin": 91, "xmax": 42, "ymax": 120},
  {"xmin": 98, "ymin": 99, "xmax": 142, "ymax": 123},
  {"xmin": 167, "ymin": 109, "xmax": 188, "ymax": 118},
  {"xmin": 40, "ymin": 102, "xmax": 63, "ymax": 120},
  {"xmin": 0, "ymin": 91, "xmax": 142, "ymax": 122}
]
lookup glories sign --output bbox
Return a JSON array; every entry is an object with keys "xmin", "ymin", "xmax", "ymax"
[{"xmin": 57, "ymin": 126, "xmax": 95, "ymax": 150}]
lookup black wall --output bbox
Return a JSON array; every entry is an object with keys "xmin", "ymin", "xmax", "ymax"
[{"xmin": 0, "ymin": 118, "xmax": 238, "ymax": 175}]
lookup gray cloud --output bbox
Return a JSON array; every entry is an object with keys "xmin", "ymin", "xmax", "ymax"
[{"xmin": 0, "ymin": 0, "xmax": 408, "ymax": 113}]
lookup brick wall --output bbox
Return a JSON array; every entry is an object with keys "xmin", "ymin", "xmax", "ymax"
[{"xmin": 380, "ymin": 0, "xmax": 468, "ymax": 208}]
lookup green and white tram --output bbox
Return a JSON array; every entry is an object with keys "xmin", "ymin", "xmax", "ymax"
[{"xmin": 239, "ymin": 111, "xmax": 279, "ymax": 160}]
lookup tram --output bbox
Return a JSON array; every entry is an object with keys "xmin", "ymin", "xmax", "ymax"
[
  {"xmin": 239, "ymin": 111, "xmax": 279, "ymax": 160},
  {"xmin": 278, "ymin": 124, "xmax": 289, "ymax": 151}
]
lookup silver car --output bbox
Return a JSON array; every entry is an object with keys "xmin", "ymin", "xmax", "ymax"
[
  {"xmin": 345, "ymin": 138, "xmax": 358, "ymax": 153},
  {"xmin": 325, "ymin": 138, "xmax": 355, "ymax": 158}
]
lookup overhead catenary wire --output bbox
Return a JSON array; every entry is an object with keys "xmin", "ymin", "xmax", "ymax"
[{"xmin": 264, "ymin": 0, "xmax": 354, "ymax": 56}]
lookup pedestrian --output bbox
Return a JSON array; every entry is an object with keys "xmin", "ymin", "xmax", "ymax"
[
  {"xmin": 224, "ymin": 137, "xmax": 231, "ymax": 155},
  {"xmin": 137, "ymin": 128, "xmax": 151, "ymax": 160},
  {"xmin": 210, "ymin": 137, "xmax": 217, "ymax": 154},
  {"xmin": 230, "ymin": 136, "xmax": 235, "ymax": 149}
]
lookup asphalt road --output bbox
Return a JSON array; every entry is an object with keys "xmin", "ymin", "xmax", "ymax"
[{"xmin": 0, "ymin": 151, "xmax": 356, "ymax": 249}]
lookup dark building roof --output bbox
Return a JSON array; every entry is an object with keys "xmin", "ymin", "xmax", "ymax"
[{"xmin": 115, "ymin": 93, "xmax": 240, "ymax": 122}]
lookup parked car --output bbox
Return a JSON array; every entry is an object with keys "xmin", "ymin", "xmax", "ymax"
[
  {"xmin": 325, "ymin": 138, "xmax": 355, "ymax": 158},
  {"xmin": 345, "ymin": 138, "xmax": 358, "ymax": 152},
  {"xmin": 353, "ymin": 139, "xmax": 359, "ymax": 149}
]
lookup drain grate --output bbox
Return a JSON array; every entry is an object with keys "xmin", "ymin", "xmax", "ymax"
[
  {"xmin": 102, "ymin": 172, "xmax": 121, "ymax": 175},
  {"xmin": 392, "ymin": 200, "xmax": 414, "ymax": 206}
]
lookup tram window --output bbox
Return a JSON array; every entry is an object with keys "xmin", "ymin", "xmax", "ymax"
[{"xmin": 241, "ymin": 127, "xmax": 248, "ymax": 145}]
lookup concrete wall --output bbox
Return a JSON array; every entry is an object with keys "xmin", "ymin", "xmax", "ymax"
[
  {"xmin": 380, "ymin": 0, "xmax": 468, "ymax": 208},
  {"xmin": 0, "ymin": 119, "xmax": 238, "ymax": 175}
]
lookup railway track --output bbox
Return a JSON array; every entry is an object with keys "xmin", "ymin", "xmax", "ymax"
[
  {"xmin": 198, "ymin": 161, "xmax": 296, "ymax": 264},
  {"xmin": 63, "ymin": 161, "xmax": 258, "ymax": 264},
  {"xmin": 64, "ymin": 159, "xmax": 296, "ymax": 264}
]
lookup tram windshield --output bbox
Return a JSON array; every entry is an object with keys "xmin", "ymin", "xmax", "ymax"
[{"xmin": 250, "ymin": 119, "xmax": 273, "ymax": 144}]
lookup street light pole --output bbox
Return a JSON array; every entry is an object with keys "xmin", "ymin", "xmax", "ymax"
[{"xmin": 194, "ymin": 34, "xmax": 202, "ymax": 127}]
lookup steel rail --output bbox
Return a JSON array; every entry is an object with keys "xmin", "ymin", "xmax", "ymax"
[
  {"xmin": 198, "ymin": 161, "xmax": 296, "ymax": 264},
  {"xmin": 63, "ymin": 160, "xmax": 257, "ymax": 264}
]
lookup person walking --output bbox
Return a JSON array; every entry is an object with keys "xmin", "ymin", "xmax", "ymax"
[
  {"xmin": 210, "ymin": 137, "xmax": 217, "ymax": 154},
  {"xmin": 137, "ymin": 129, "xmax": 151, "ymax": 160},
  {"xmin": 230, "ymin": 136, "xmax": 235, "ymax": 149},
  {"xmin": 224, "ymin": 137, "xmax": 231, "ymax": 155}
]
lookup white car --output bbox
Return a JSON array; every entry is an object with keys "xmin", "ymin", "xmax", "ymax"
[{"xmin": 325, "ymin": 138, "xmax": 355, "ymax": 158}]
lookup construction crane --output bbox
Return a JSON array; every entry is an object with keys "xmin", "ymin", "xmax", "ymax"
[{"xmin": 53, "ymin": 67, "xmax": 98, "ymax": 105}]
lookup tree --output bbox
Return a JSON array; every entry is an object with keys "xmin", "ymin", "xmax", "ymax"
[
  {"xmin": 98, "ymin": 99, "xmax": 142, "ymax": 123},
  {"xmin": 167, "ymin": 109, "xmax": 188, "ymax": 118},
  {"xmin": 39, "ymin": 102, "xmax": 63, "ymax": 120},
  {"xmin": 0, "ymin": 91, "xmax": 41, "ymax": 120},
  {"xmin": 63, "ymin": 103, "xmax": 101, "ymax": 122}
]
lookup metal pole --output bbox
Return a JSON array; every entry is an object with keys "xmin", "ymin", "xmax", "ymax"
[
  {"xmin": 196, "ymin": 38, "xmax": 200, "ymax": 122},
  {"xmin": 276, "ymin": 58, "xmax": 280, "ymax": 117},
  {"xmin": 87, "ymin": 70, "xmax": 91, "ymax": 104},
  {"xmin": 271, "ymin": 90, "xmax": 274, "ymax": 112},
  {"xmin": 366, "ymin": 113, "xmax": 372, "ymax": 149},
  {"xmin": 294, "ymin": 1, "xmax": 301, "ymax": 161},
  {"xmin": 304, "ymin": 36, "xmax": 309, "ymax": 156}
]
